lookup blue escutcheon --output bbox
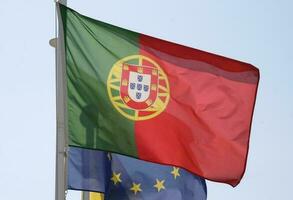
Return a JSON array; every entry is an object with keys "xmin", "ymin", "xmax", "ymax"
[
  {"xmin": 136, "ymin": 92, "xmax": 141, "ymax": 99},
  {"xmin": 137, "ymin": 83, "xmax": 142, "ymax": 91},
  {"xmin": 137, "ymin": 75, "xmax": 143, "ymax": 82},
  {"xmin": 130, "ymin": 83, "xmax": 135, "ymax": 90},
  {"xmin": 143, "ymin": 85, "xmax": 149, "ymax": 92}
]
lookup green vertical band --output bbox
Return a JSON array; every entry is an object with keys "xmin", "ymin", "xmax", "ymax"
[{"xmin": 60, "ymin": 4, "xmax": 139, "ymax": 156}]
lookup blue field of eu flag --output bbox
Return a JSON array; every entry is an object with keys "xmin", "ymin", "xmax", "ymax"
[{"xmin": 68, "ymin": 147, "xmax": 207, "ymax": 200}]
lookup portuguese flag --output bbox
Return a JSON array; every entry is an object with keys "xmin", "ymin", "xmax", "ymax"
[{"xmin": 59, "ymin": 4, "xmax": 259, "ymax": 186}]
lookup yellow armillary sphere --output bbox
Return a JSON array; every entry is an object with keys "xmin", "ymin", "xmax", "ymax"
[{"xmin": 107, "ymin": 55, "xmax": 170, "ymax": 121}]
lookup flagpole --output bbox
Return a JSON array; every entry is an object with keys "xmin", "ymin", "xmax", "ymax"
[
  {"xmin": 82, "ymin": 192, "xmax": 90, "ymax": 200},
  {"xmin": 55, "ymin": 1, "xmax": 67, "ymax": 200}
]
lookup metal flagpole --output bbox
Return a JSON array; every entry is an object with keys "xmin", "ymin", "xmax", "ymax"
[
  {"xmin": 82, "ymin": 192, "xmax": 90, "ymax": 200},
  {"xmin": 55, "ymin": 0, "xmax": 67, "ymax": 200}
]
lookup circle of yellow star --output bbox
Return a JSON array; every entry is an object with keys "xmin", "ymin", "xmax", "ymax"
[
  {"xmin": 171, "ymin": 167, "xmax": 180, "ymax": 179},
  {"xmin": 111, "ymin": 172, "xmax": 122, "ymax": 185},
  {"xmin": 153, "ymin": 179, "xmax": 165, "ymax": 192},
  {"xmin": 130, "ymin": 182, "xmax": 142, "ymax": 195}
]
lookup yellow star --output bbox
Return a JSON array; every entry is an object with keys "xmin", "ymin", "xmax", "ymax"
[
  {"xmin": 130, "ymin": 182, "xmax": 142, "ymax": 194},
  {"xmin": 111, "ymin": 172, "xmax": 122, "ymax": 185},
  {"xmin": 171, "ymin": 167, "xmax": 180, "ymax": 179},
  {"xmin": 153, "ymin": 179, "xmax": 165, "ymax": 192}
]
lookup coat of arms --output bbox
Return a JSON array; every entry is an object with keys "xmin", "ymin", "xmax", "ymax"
[
  {"xmin": 107, "ymin": 55, "xmax": 170, "ymax": 121},
  {"xmin": 120, "ymin": 64, "xmax": 158, "ymax": 110}
]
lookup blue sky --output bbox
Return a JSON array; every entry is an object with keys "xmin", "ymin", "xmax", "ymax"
[{"xmin": 0, "ymin": 0, "xmax": 292, "ymax": 199}]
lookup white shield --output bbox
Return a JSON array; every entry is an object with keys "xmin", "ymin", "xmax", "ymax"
[{"xmin": 128, "ymin": 71, "xmax": 151, "ymax": 102}]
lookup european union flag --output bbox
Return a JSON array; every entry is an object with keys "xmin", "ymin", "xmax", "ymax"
[{"xmin": 68, "ymin": 147, "xmax": 207, "ymax": 200}]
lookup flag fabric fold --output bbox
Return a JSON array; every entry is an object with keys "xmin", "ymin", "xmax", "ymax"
[
  {"xmin": 59, "ymin": 3, "xmax": 259, "ymax": 186},
  {"xmin": 67, "ymin": 147, "xmax": 111, "ymax": 193},
  {"xmin": 68, "ymin": 147, "xmax": 207, "ymax": 200}
]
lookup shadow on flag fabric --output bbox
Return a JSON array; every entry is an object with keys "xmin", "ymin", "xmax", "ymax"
[
  {"xmin": 59, "ymin": 3, "xmax": 259, "ymax": 186},
  {"xmin": 68, "ymin": 147, "xmax": 207, "ymax": 200}
]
